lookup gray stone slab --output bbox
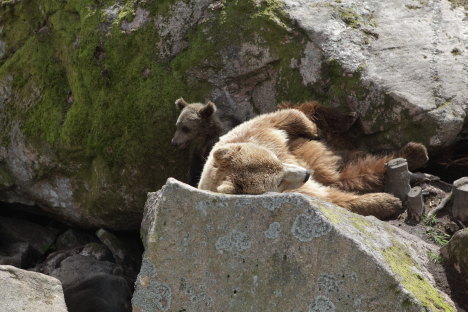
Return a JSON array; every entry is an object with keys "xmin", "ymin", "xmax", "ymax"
[
  {"xmin": 0, "ymin": 265, "xmax": 67, "ymax": 312},
  {"xmin": 133, "ymin": 178, "xmax": 455, "ymax": 312}
]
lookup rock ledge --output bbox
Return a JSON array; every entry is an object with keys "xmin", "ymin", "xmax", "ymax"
[{"xmin": 132, "ymin": 178, "xmax": 455, "ymax": 312}]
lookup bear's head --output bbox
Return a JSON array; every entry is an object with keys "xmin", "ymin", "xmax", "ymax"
[
  {"xmin": 171, "ymin": 98, "xmax": 217, "ymax": 149},
  {"xmin": 209, "ymin": 143, "xmax": 310, "ymax": 195}
]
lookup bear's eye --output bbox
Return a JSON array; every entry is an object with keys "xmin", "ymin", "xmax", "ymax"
[{"xmin": 181, "ymin": 126, "xmax": 190, "ymax": 133}]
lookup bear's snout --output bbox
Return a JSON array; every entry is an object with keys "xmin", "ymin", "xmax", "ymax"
[
  {"xmin": 281, "ymin": 163, "xmax": 311, "ymax": 191},
  {"xmin": 171, "ymin": 137, "xmax": 188, "ymax": 149}
]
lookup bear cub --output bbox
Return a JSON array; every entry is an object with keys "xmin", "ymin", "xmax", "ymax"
[{"xmin": 171, "ymin": 98, "xmax": 239, "ymax": 186}]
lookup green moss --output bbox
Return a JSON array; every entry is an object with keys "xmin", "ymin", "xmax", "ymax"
[
  {"xmin": 339, "ymin": 7, "xmax": 362, "ymax": 29},
  {"xmin": 450, "ymin": 48, "xmax": 461, "ymax": 56},
  {"xmin": 405, "ymin": 4, "xmax": 422, "ymax": 10},
  {"xmin": 190, "ymin": 0, "xmax": 315, "ymax": 103},
  {"xmin": 319, "ymin": 205, "xmax": 342, "ymax": 224},
  {"xmin": 311, "ymin": 58, "xmax": 368, "ymax": 109},
  {"xmin": 0, "ymin": 0, "xmax": 205, "ymax": 222},
  {"xmin": 321, "ymin": 205, "xmax": 455, "ymax": 311},
  {"xmin": 0, "ymin": 164, "xmax": 14, "ymax": 187},
  {"xmin": 447, "ymin": 0, "xmax": 467, "ymax": 10},
  {"xmin": 383, "ymin": 241, "xmax": 455, "ymax": 312},
  {"xmin": 117, "ymin": 0, "xmax": 137, "ymax": 23},
  {"xmin": 319, "ymin": 204, "xmax": 372, "ymax": 235},
  {"xmin": 348, "ymin": 214, "xmax": 373, "ymax": 233},
  {"xmin": 0, "ymin": 0, "xmax": 320, "ymax": 225}
]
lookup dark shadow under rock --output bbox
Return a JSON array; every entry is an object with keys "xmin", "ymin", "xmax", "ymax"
[{"xmin": 64, "ymin": 273, "xmax": 132, "ymax": 312}]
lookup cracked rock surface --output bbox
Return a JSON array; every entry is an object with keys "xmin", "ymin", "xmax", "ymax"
[
  {"xmin": 133, "ymin": 178, "xmax": 456, "ymax": 312},
  {"xmin": 0, "ymin": 265, "xmax": 67, "ymax": 312}
]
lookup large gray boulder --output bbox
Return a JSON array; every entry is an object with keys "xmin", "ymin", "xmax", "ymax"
[
  {"xmin": 282, "ymin": 0, "xmax": 467, "ymax": 150},
  {"xmin": 132, "ymin": 178, "xmax": 456, "ymax": 312},
  {"xmin": 0, "ymin": 265, "xmax": 67, "ymax": 312}
]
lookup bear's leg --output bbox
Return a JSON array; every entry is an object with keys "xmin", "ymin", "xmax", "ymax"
[
  {"xmin": 326, "ymin": 188, "xmax": 403, "ymax": 220},
  {"xmin": 271, "ymin": 109, "xmax": 320, "ymax": 140},
  {"xmin": 289, "ymin": 138, "xmax": 342, "ymax": 186},
  {"xmin": 335, "ymin": 153, "xmax": 394, "ymax": 193},
  {"xmin": 335, "ymin": 142, "xmax": 428, "ymax": 193},
  {"xmin": 187, "ymin": 151, "xmax": 205, "ymax": 187}
]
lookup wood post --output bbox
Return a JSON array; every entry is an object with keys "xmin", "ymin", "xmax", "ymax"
[
  {"xmin": 385, "ymin": 158, "xmax": 411, "ymax": 202},
  {"xmin": 407, "ymin": 186, "xmax": 424, "ymax": 222},
  {"xmin": 452, "ymin": 177, "xmax": 468, "ymax": 223}
]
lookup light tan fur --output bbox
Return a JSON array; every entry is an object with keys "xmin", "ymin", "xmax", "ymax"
[{"xmin": 198, "ymin": 109, "xmax": 429, "ymax": 219}]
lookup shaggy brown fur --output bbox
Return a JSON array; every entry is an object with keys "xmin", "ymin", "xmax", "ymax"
[
  {"xmin": 291, "ymin": 140, "xmax": 429, "ymax": 193},
  {"xmin": 279, "ymin": 101, "xmax": 359, "ymax": 149},
  {"xmin": 198, "ymin": 109, "xmax": 428, "ymax": 219}
]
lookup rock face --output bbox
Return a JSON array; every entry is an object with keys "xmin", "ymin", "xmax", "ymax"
[
  {"xmin": 283, "ymin": 0, "xmax": 467, "ymax": 150},
  {"xmin": 132, "ymin": 178, "xmax": 455, "ymax": 312},
  {"xmin": 0, "ymin": 0, "xmax": 466, "ymax": 229},
  {"xmin": 0, "ymin": 216, "xmax": 61, "ymax": 268},
  {"xmin": 442, "ymin": 228, "xmax": 468, "ymax": 283},
  {"xmin": 0, "ymin": 265, "xmax": 67, "ymax": 312}
]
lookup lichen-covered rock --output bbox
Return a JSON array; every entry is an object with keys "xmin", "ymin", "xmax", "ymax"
[
  {"xmin": 0, "ymin": 265, "xmax": 67, "ymax": 312},
  {"xmin": 442, "ymin": 228, "xmax": 468, "ymax": 282},
  {"xmin": 0, "ymin": 0, "xmax": 465, "ymax": 229},
  {"xmin": 133, "ymin": 178, "xmax": 456, "ymax": 312}
]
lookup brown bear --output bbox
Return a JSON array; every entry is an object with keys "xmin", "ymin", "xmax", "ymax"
[
  {"xmin": 173, "ymin": 98, "xmax": 358, "ymax": 185},
  {"xmin": 278, "ymin": 101, "xmax": 360, "ymax": 149},
  {"xmin": 198, "ymin": 109, "xmax": 428, "ymax": 219},
  {"xmin": 171, "ymin": 98, "xmax": 240, "ymax": 186}
]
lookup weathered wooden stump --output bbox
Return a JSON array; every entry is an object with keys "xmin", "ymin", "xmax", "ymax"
[
  {"xmin": 407, "ymin": 186, "xmax": 424, "ymax": 223},
  {"xmin": 385, "ymin": 158, "xmax": 411, "ymax": 202},
  {"xmin": 452, "ymin": 177, "xmax": 468, "ymax": 223}
]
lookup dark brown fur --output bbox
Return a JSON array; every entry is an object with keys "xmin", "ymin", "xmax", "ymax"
[
  {"xmin": 290, "ymin": 139, "xmax": 428, "ymax": 193},
  {"xmin": 279, "ymin": 101, "xmax": 359, "ymax": 149}
]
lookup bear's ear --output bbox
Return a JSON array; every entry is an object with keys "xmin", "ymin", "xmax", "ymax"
[
  {"xmin": 213, "ymin": 146, "xmax": 232, "ymax": 165},
  {"xmin": 213, "ymin": 145, "xmax": 241, "ymax": 166},
  {"xmin": 200, "ymin": 101, "xmax": 217, "ymax": 119},
  {"xmin": 175, "ymin": 98, "xmax": 189, "ymax": 110},
  {"xmin": 217, "ymin": 180, "xmax": 235, "ymax": 194}
]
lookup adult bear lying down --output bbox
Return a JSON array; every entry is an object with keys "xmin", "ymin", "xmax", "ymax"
[{"xmin": 198, "ymin": 109, "xmax": 428, "ymax": 220}]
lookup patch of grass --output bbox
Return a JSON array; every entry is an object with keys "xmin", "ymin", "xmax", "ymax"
[
  {"xmin": 426, "ymin": 228, "xmax": 450, "ymax": 246},
  {"xmin": 428, "ymin": 251, "xmax": 445, "ymax": 264},
  {"xmin": 423, "ymin": 214, "xmax": 439, "ymax": 227}
]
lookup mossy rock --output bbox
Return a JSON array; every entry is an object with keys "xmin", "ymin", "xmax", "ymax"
[
  {"xmin": 0, "ymin": 0, "xmax": 316, "ymax": 229},
  {"xmin": 0, "ymin": 0, "xmax": 466, "ymax": 229}
]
